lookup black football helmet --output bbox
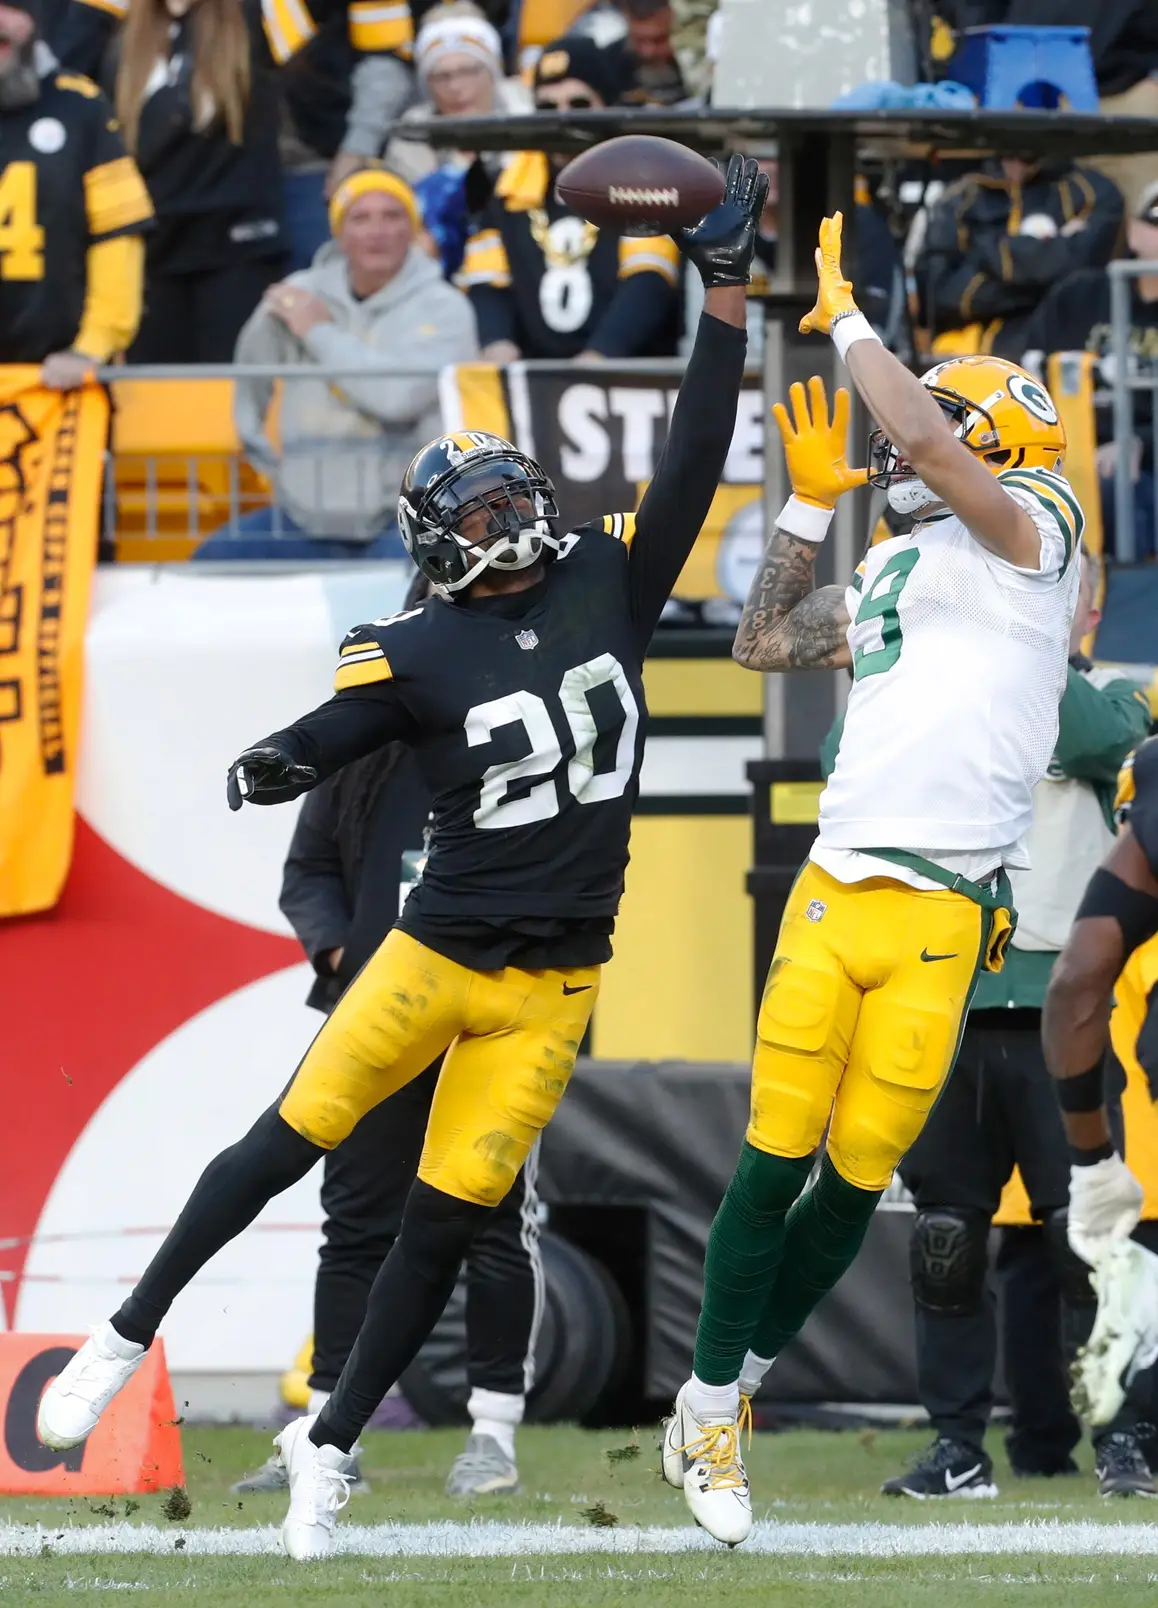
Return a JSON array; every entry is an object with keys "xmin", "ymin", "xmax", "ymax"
[{"xmin": 397, "ymin": 431, "xmax": 560, "ymax": 594}]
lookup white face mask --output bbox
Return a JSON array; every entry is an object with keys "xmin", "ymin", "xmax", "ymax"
[{"xmin": 885, "ymin": 477, "xmax": 945, "ymax": 517}]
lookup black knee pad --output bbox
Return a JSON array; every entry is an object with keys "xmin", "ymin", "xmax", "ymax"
[
  {"xmin": 1042, "ymin": 1207, "xmax": 1095, "ymax": 1308},
  {"xmin": 397, "ymin": 1180, "xmax": 492, "ymax": 1282},
  {"xmin": 910, "ymin": 1208, "xmax": 989, "ymax": 1316}
]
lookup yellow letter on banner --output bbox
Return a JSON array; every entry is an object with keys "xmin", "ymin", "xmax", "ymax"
[{"xmin": 0, "ymin": 371, "xmax": 108, "ymax": 917}]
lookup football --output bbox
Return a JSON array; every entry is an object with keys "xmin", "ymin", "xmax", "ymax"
[{"xmin": 554, "ymin": 135, "xmax": 725, "ymax": 234}]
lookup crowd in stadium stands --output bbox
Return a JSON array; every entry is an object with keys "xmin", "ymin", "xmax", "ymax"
[{"xmin": 3, "ymin": 0, "xmax": 1157, "ymax": 557}]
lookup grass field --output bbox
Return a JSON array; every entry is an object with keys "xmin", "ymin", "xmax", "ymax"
[{"xmin": 4, "ymin": 1424, "xmax": 1158, "ymax": 1606}]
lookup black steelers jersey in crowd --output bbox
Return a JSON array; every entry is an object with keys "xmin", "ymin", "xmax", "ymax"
[
  {"xmin": 253, "ymin": 312, "xmax": 747, "ymax": 970},
  {"xmin": 0, "ymin": 70, "xmax": 152, "ymax": 362}
]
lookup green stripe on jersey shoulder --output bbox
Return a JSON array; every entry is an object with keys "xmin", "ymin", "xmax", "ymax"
[{"xmin": 999, "ymin": 467, "xmax": 1083, "ymax": 568}]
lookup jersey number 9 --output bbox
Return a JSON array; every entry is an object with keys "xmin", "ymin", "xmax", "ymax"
[{"xmin": 466, "ymin": 652, "xmax": 639, "ymax": 829}]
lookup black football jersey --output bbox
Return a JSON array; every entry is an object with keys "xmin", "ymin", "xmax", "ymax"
[
  {"xmin": 0, "ymin": 72, "xmax": 152, "ymax": 362},
  {"xmin": 255, "ymin": 312, "xmax": 748, "ymax": 968},
  {"xmin": 1121, "ymin": 737, "xmax": 1158, "ymax": 882}
]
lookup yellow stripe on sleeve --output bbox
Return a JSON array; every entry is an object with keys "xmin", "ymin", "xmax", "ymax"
[
  {"xmin": 335, "ymin": 652, "xmax": 393, "ymax": 691},
  {"xmin": 84, "ymin": 156, "xmax": 153, "ymax": 239},
  {"xmin": 617, "ymin": 234, "xmax": 680, "ymax": 286},
  {"xmin": 455, "ymin": 228, "xmax": 511, "ymax": 289},
  {"xmin": 600, "ymin": 512, "xmax": 637, "ymax": 548},
  {"xmin": 348, "ymin": 0, "xmax": 413, "ymax": 53},
  {"xmin": 262, "ymin": 0, "xmax": 318, "ymax": 64},
  {"xmin": 74, "ymin": 0, "xmax": 127, "ymax": 18}
]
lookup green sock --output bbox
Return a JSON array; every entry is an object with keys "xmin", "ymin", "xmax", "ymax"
[
  {"xmin": 747, "ymin": 1154, "xmax": 881, "ymax": 1362},
  {"xmin": 692, "ymin": 1142, "xmax": 813, "ymax": 1385}
]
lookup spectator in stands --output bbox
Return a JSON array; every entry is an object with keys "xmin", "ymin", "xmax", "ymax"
[
  {"xmin": 383, "ymin": 5, "xmax": 531, "ymax": 276},
  {"xmin": 934, "ymin": 3, "xmax": 1158, "ymax": 213},
  {"xmin": 192, "ymin": 168, "xmax": 477, "ymax": 561},
  {"xmin": 458, "ymin": 33, "xmax": 680, "ymax": 362},
  {"xmin": 0, "ymin": 0, "xmax": 151, "ymax": 385},
  {"xmin": 1024, "ymin": 178, "xmax": 1158, "ymax": 561},
  {"xmin": 57, "ymin": 0, "xmax": 419, "ymax": 275},
  {"xmin": 612, "ymin": 0, "xmax": 688, "ymax": 106},
  {"xmin": 113, "ymin": 0, "xmax": 287, "ymax": 363},
  {"xmin": 914, "ymin": 154, "xmax": 1123, "ymax": 359}
]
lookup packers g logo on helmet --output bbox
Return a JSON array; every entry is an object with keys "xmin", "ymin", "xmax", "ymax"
[{"xmin": 1007, "ymin": 372, "xmax": 1059, "ymax": 427}]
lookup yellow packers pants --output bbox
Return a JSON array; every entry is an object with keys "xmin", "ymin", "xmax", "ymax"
[
  {"xmin": 279, "ymin": 928, "xmax": 599, "ymax": 1206},
  {"xmin": 749, "ymin": 862, "xmax": 988, "ymax": 1191}
]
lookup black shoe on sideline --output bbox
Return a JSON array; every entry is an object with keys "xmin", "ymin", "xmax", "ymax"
[
  {"xmin": 881, "ymin": 1436, "xmax": 998, "ymax": 1498},
  {"xmin": 1095, "ymin": 1431, "xmax": 1157, "ymax": 1498}
]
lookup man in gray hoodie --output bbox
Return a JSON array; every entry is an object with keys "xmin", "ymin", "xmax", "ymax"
[{"xmin": 194, "ymin": 169, "xmax": 478, "ymax": 562}]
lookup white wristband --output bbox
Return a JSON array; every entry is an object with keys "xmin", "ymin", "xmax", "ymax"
[
  {"xmin": 777, "ymin": 494, "xmax": 834, "ymax": 544},
  {"xmin": 832, "ymin": 311, "xmax": 882, "ymax": 363}
]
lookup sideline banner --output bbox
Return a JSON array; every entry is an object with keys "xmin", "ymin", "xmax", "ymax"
[
  {"xmin": 0, "ymin": 371, "xmax": 108, "ymax": 917},
  {"xmin": 439, "ymin": 362, "xmax": 766, "ymax": 606}
]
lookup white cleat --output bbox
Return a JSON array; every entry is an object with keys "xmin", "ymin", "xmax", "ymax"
[
  {"xmin": 662, "ymin": 1384, "xmax": 752, "ymax": 1547},
  {"xmin": 36, "ymin": 1323, "xmax": 146, "ymax": 1450},
  {"xmin": 1075, "ymin": 1240, "xmax": 1158, "ymax": 1426},
  {"xmin": 276, "ymin": 1414, "xmax": 356, "ymax": 1561}
]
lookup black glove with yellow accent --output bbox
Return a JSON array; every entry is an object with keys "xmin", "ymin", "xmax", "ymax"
[
  {"xmin": 675, "ymin": 154, "xmax": 769, "ymax": 290},
  {"xmin": 226, "ymin": 744, "xmax": 317, "ymax": 811}
]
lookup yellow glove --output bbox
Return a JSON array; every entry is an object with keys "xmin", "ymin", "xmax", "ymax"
[
  {"xmin": 798, "ymin": 212, "xmax": 859, "ymax": 337},
  {"xmin": 771, "ymin": 377, "xmax": 868, "ymax": 509}
]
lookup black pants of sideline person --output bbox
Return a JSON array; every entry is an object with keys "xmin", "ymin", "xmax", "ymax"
[
  {"xmin": 899, "ymin": 1009, "xmax": 1086, "ymax": 1469},
  {"xmin": 129, "ymin": 253, "xmax": 286, "ymax": 365},
  {"xmin": 308, "ymin": 1059, "xmax": 540, "ymax": 1400}
]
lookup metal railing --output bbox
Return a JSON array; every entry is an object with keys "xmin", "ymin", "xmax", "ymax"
[
  {"xmin": 92, "ymin": 358, "xmax": 705, "ymax": 557},
  {"xmin": 1108, "ymin": 260, "xmax": 1158, "ymax": 565}
]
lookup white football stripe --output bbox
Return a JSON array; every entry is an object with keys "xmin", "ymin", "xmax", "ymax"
[{"xmin": 8, "ymin": 1520, "xmax": 1158, "ymax": 1558}]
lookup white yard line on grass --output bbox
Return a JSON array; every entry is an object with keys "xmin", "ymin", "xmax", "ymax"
[{"xmin": 6, "ymin": 1521, "xmax": 1158, "ymax": 1559}]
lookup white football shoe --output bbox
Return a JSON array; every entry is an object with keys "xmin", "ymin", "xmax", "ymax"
[
  {"xmin": 661, "ymin": 1383, "xmax": 752, "ymax": 1546},
  {"xmin": 36, "ymin": 1323, "xmax": 147, "ymax": 1450},
  {"xmin": 276, "ymin": 1414, "xmax": 356, "ymax": 1561},
  {"xmin": 1074, "ymin": 1240, "xmax": 1158, "ymax": 1426}
]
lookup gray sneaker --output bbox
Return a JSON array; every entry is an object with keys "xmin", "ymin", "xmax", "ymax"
[
  {"xmin": 445, "ymin": 1433, "xmax": 520, "ymax": 1496},
  {"xmin": 232, "ymin": 1448, "xmax": 368, "ymax": 1495}
]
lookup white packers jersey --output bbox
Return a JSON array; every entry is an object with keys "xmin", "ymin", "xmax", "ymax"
[{"xmin": 817, "ymin": 466, "xmax": 1083, "ymax": 861}]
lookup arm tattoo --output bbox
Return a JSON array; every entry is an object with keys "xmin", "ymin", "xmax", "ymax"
[{"xmin": 733, "ymin": 527, "xmax": 851, "ymax": 671}]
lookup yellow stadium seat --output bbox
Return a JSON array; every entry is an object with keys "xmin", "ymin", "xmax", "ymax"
[
  {"xmin": 108, "ymin": 378, "xmax": 273, "ymax": 562},
  {"xmin": 517, "ymin": 0, "xmax": 590, "ymax": 56}
]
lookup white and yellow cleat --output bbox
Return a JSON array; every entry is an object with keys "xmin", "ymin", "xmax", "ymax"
[
  {"xmin": 276, "ymin": 1413, "xmax": 357, "ymax": 1561},
  {"xmin": 1074, "ymin": 1240, "xmax": 1158, "ymax": 1426},
  {"xmin": 36, "ymin": 1323, "xmax": 147, "ymax": 1450},
  {"xmin": 661, "ymin": 1384, "xmax": 753, "ymax": 1547}
]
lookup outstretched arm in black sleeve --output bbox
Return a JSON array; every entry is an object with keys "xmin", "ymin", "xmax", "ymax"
[{"xmin": 626, "ymin": 155, "xmax": 767, "ymax": 645}]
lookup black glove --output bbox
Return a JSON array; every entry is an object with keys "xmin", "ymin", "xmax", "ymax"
[
  {"xmin": 676, "ymin": 154, "xmax": 769, "ymax": 290},
  {"xmin": 226, "ymin": 744, "xmax": 317, "ymax": 811}
]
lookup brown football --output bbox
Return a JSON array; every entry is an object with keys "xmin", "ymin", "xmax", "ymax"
[{"xmin": 555, "ymin": 135, "xmax": 724, "ymax": 234}]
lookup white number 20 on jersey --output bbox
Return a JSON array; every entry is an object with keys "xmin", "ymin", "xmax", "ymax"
[{"xmin": 464, "ymin": 653, "xmax": 639, "ymax": 829}]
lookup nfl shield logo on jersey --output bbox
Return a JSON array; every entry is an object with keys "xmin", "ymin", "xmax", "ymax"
[
  {"xmin": 805, "ymin": 900, "xmax": 827, "ymax": 923},
  {"xmin": 516, "ymin": 629, "xmax": 539, "ymax": 651}
]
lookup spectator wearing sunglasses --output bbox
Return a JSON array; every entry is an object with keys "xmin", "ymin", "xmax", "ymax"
[{"xmin": 457, "ymin": 33, "xmax": 680, "ymax": 363}]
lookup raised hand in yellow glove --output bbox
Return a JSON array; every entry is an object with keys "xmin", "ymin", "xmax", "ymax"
[
  {"xmin": 798, "ymin": 211, "xmax": 859, "ymax": 337},
  {"xmin": 771, "ymin": 377, "xmax": 868, "ymax": 509}
]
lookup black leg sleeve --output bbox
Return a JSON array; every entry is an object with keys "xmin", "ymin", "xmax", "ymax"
[
  {"xmin": 312, "ymin": 1180, "xmax": 491, "ymax": 1453},
  {"xmin": 111, "ymin": 1105, "xmax": 323, "ymax": 1346},
  {"xmin": 309, "ymin": 1070, "xmax": 436, "ymax": 1391},
  {"xmin": 998, "ymin": 1226, "xmax": 1081, "ymax": 1472},
  {"xmin": 465, "ymin": 1159, "xmax": 539, "ymax": 1397}
]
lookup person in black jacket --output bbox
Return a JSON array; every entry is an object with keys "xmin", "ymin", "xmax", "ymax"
[
  {"xmin": 1023, "ymin": 179, "xmax": 1158, "ymax": 560},
  {"xmin": 915, "ymin": 154, "xmax": 1123, "ymax": 360},
  {"xmin": 229, "ymin": 570, "xmax": 542, "ymax": 1502},
  {"xmin": 458, "ymin": 33, "xmax": 681, "ymax": 363},
  {"xmin": 113, "ymin": 0, "xmax": 286, "ymax": 361}
]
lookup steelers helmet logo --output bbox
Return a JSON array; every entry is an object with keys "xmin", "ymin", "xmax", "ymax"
[{"xmin": 1007, "ymin": 372, "xmax": 1059, "ymax": 426}]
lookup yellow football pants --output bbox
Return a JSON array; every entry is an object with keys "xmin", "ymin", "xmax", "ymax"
[
  {"xmin": 279, "ymin": 929, "xmax": 599, "ymax": 1206},
  {"xmin": 750, "ymin": 862, "xmax": 987, "ymax": 1191}
]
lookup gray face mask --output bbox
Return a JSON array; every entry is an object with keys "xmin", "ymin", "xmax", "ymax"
[{"xmin": 0, "ymin": 35, "xmax": 39, "ymax": 110}]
